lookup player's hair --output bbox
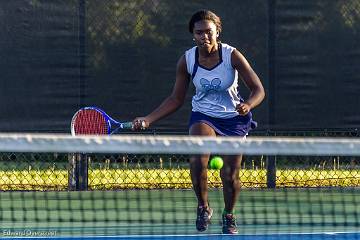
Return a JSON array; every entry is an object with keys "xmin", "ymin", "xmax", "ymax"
[{"xmin": 188, "ymin": 10, "xmax": 222, "ymax": 34}]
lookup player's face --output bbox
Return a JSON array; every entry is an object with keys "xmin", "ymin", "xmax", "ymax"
[{"xmin": 193, "ymin": 20, "xmax": 218, "ymax": 51}]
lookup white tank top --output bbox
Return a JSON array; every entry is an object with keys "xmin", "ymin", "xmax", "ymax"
[{"xmin": 185, "ymin": 43, "xmax": 241, "ymax": 118}]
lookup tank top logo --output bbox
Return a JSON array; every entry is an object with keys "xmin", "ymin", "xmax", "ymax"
[
  {"xmin": 200, "ymin": 78, "xmax": 221, "ymax": 91},
  {"xmin": 200, "ymin": 78, "xmax": 222, "ymax": 102}
]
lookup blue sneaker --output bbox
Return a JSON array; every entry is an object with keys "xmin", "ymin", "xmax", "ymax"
[{"xmin": 196, "ymin": 206, "xmax": 213, "ymax": 232}]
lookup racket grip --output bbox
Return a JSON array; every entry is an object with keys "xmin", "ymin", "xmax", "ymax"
[
  {"xmin": 121, "ymin": 122, "xmax": 134, "ymax": 129},
  {"xmin": 132, "ymin": 120, "xmax": 146, "ymax": 130}
]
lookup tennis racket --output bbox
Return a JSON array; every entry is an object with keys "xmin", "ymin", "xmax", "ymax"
[{"xmin": 71, "ymin": 107, "xmax": 143, "ymax": 136}]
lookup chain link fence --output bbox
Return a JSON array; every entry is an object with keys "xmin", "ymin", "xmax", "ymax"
[
  {"xmin": 0, "ymin": 130, "xmax": 358, "ymax": 191},
  {"xmin": 1, "ymin": 0, "xmax": 359, "ymax": 190}
]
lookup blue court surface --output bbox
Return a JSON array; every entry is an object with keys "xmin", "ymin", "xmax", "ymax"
[{"xmin": 1, "ymin": 232, "xmax": 360, "ymax": 240}]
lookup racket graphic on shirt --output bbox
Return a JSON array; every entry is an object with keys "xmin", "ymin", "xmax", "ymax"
[
  {"xmin": 200, "ymin": 78, "xmax": 222, "ymax": 102},
  {"xmin": 200, "ymin": 78, "xmax": 221, "ymax": 91},
  {"xmin": 71, "ymin": 107, "xmax": 144, "ymax": 136}
]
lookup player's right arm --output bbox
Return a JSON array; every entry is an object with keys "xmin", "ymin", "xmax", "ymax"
[{"xmin": 133, "ymin": 55, "xmax": 190, "ymax": 129}]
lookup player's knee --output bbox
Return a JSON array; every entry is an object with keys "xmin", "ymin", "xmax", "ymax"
[{"xmin": 221, "ymin": 168, "xmax": 239, "ymax": 183}]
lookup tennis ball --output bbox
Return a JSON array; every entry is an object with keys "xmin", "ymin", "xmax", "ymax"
[{"xmin": 209, "ymin": 156, "xmax": 223, "ymax": 170}]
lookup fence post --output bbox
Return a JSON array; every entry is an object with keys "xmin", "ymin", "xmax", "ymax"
[
  {"xmin": 266, "ymin": 155, "xmax": 276, "ymax": 188},
  {"xmin": 68, "ymin": 153, "xmax": 88, "ymax": 191},
  {"xmin": 266, "ymin": 124, "xmax": 277, "ymax": 188},
  {"xmin": 78, "ymin": 0, "xmax": 86, "ymax": 108}
]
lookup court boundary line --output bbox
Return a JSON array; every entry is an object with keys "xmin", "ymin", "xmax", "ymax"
[{"xmin": 2, "ymin": 231, "xmax": 360, "ymax": 239}]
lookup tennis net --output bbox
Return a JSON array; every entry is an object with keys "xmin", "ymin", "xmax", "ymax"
[{"xmin": 0, "ymin": 133, "xmax": 360, "ymax": 237}]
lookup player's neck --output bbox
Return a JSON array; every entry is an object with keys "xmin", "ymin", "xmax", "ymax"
[{"xmin": 198, "ymin": 43, "xmax": 219, "ymax": 58}]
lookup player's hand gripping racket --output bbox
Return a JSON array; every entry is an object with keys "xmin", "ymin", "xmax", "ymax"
[{"xmin": 71, "ymin": 107, "xmax": 144, "ymax": 136}]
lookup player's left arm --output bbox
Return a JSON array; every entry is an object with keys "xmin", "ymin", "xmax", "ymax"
[{"xmin": 231, "ymin": 49, "xmax": 265, "ymax": 115}]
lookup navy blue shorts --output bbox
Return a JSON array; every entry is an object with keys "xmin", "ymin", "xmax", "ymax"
[{"xmin": 188, "ymin": 111, "xmax": 257, "ymax": 137}]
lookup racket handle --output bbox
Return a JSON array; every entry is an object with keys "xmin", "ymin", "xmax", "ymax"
[
  {"xmin": 121, "ymin": 121, "xmax": 146, "ymax": 129},
  {"xmin": 121, "ymin": 122, "xmax": 133, "ymax": 129}
]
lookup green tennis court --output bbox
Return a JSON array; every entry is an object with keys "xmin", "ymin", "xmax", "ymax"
[{"xmin": 1, "ymin": 188, "xmax": 360, "ymax": 236}]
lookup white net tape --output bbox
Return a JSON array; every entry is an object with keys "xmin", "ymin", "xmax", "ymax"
[{"xmin": 0, "ymin": 133, "xmax": 359, "ymax": 155}]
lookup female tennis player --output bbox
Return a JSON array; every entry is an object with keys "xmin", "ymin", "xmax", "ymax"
[{"xmin": 133, "ymin": 9, "xmax": 265, "ymax": 234}]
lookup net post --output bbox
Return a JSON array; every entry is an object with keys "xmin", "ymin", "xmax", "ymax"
[
  {"xmin": 266, "ymin": 155, "xmax": 277, "ymax": 188},
  {"xmin": 68, "ymin": 153, "xmax": 88, "ymax": 191}
]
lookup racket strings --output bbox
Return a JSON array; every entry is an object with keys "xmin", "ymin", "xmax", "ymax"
[{"xmin": 73, "ymin": 110, "xmax": 108, "ymax": 135}]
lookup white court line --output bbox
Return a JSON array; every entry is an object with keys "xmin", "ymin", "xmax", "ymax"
[{"xmin": 2, "ymin": 231, "xmax": 360, "ymax": 239}]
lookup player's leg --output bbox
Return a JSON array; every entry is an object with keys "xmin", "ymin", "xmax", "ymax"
[
  {"xmin": 220, "ymin": 154, "xmax": 242, "ymax": 234},
  {"xmin": 189, "ymin": 122, "xmax": 216, "ymax": 231}
]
